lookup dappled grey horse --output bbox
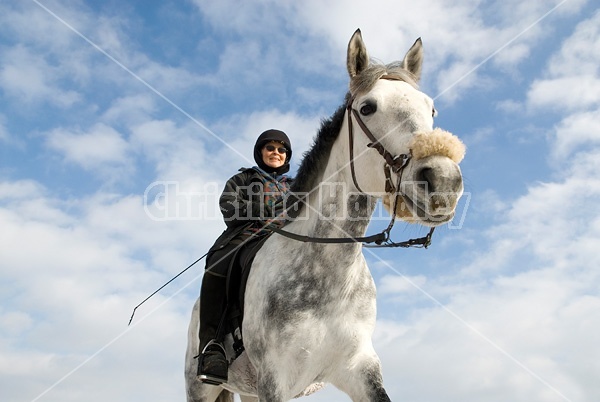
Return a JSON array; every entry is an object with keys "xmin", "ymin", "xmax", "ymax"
[{"xmin": 185, "ymin": 29, "xmax": 465, "ymax": 402}]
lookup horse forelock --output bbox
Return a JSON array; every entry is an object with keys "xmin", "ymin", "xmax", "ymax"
[{"xmin": 349, "ymin": 61, "xmax": 419, "ymax": 97}]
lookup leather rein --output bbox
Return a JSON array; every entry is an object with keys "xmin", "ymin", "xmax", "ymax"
[{"xmin": 267, "ymin": 74, "xmax": 434, "ymax": 248}]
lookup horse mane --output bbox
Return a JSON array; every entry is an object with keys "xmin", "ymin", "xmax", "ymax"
[{"xmin": 290, "ymin": 93, "xmax": 351, "ymax": 195}]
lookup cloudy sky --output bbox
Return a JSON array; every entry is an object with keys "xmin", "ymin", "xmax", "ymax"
[{"xmin": 1, "ymin": 0, "xmax": 599, "ymax": 401}]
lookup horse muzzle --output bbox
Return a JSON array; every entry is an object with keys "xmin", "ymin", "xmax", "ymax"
[{"xmin": 395, "ymin": 154, "xmax": 464, "ymax": 226}]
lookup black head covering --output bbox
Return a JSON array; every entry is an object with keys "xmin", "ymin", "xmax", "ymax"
[{"xmin": 253, "ymin": 129, "xmax": 293, "ymax": 175}]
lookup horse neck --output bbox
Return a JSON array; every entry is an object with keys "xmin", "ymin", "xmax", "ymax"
[
  {"xmin": 291, "ymin": 129, "xmax": 377, "ymax": 248},
  {"xmin": 286, "ymin": 137, "xmax": 377, "ymax": 296}
]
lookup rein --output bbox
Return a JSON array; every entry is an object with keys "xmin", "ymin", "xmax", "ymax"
[
  {"xmin": 265, "ymin": 74, "xmax": 435, "ymax": 249},
  {"xmin": 266, "ymin": 220, "xmax": 434, "ymax": 248},
  {"xmin": 265, "ymin": 163, "xmax": 434, "ymax": 248}
]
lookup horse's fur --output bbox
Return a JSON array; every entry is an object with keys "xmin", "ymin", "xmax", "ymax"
[{"xmin": 185, "ymin": 29, "xmax": 465, "ymax": 402}]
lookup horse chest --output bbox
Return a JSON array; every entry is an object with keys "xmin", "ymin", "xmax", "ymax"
[{"xmin": 249, "ymin": 247, "xmax": 377, "ymax": 332}]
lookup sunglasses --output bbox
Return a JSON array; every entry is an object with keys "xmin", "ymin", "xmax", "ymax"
[{"xmin": 264, "ymin": 144, "xmax": 288, "ymax": 154}]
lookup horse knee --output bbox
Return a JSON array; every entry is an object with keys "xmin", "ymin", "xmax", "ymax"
[
  {"xmin": 362, "ymin": 362, "xmax": 391, "ymax": 402},
  {"xmin": 332, "ymin": 358, "xmax": 390, "ymax": 402}
]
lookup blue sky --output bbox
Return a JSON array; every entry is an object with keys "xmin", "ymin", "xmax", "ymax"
[{"xmin": 1, "ymin": 1, "xmax": 599, "ymax": 401}]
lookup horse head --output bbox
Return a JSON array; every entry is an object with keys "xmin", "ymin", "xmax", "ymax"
[{"xmin": 346, "ymin": 29, "xmax": 465, "ymax": 227}]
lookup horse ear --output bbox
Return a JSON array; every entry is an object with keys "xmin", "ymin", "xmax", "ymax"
[
  {"xmin": 347, "ymin": 29, "xmax": 369, "ymax": 78},
  {"xmin": 401, "ymin": 38, "xmax": 424, "ymax": 82}
]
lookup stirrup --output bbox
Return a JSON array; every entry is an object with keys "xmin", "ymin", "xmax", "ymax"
[
  {"xmin": 201, "ymin": 339, "xmax": 227, "ymax": 356},
  {"xmin": 199, "ymin": 373, "xmax": 227, "ymax": 386},
  {"xmin": 198, "ymin": 340, "xmax": 228, "ymax": 385}
]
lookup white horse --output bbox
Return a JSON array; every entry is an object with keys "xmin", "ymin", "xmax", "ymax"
[{"xmin": 185, "ymin": 29, "xmax": 465, "ymax": 402}]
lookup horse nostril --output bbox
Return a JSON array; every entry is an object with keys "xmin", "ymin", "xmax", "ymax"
[
  {"xmin": 415, "ymin": 163, "xmax": 463, "ymax": 196},
  {"xmin": 416, "ymin": 167, "xmax": 434, "ymax": 191}
]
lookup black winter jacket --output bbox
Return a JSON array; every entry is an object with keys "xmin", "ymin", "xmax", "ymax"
[{"xmin": 208, "ymin": 167, "xmax": 293, "ymax": 256}]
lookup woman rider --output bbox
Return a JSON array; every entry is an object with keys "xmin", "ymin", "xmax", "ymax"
[{"xmin": 198, "ymin": 129, "xmax": 293, "ymax": 384}]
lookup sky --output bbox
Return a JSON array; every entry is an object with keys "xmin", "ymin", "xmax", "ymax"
[{"xmin": 1, "ymin": 0, "xmax": 599, "ymax": 401}]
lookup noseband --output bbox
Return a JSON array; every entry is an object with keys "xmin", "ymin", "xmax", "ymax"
[{"xmin": 347, "ymin": 74, "xmax": 412, "ymax": 194}]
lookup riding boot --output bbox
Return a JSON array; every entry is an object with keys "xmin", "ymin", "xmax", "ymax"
[{"xmin": 198, "ymin": 271, "xmax": 229, "ymax": 384}]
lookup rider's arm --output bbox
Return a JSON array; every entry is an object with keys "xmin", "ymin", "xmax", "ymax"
[{"xmin": 219, "ymin": 171, "xmax": 265, "ymax": 228}]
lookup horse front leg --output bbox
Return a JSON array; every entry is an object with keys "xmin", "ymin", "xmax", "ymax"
[{"xmin": 331, "ymin": 354, "xmax": 391, "ymax": 402}]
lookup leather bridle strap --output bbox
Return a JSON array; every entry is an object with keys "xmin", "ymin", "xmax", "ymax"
[
  {"xmin": 264, "ymin": 221, "xmax": 388, "ymax": 244},
  {"xmin": 346, "ymin": 101, "xmax": 411, "ymax": 194},
  {"xmin": 347, "ymin": 101, "xmax": 366, "ymax": 194},
  {"xmin": 264, "ymin": 217, "xmax": 434, "ymax": 248},
  {"xmin": 347, "ymin": 73, "xmax": 413, "ymax": 193}
]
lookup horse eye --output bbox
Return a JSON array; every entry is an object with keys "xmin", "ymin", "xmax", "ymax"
[{"xmin": 360, "ymin": 104, "xmax": 376, "ymax": 116}]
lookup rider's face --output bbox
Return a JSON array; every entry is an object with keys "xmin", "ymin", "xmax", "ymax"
[{"xmin": 261, "ymin": 141, "xmax": 287, "ymax": 169}]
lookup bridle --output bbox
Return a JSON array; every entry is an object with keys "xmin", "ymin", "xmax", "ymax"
[
  {"xmin": 266, "ymin": 74, "xmax": 435, "ymax": 248},
  {"xmin": 347, "ymin": 75, "xmax": 413, "ymax": 195}
]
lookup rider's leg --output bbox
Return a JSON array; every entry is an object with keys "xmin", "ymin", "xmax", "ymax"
[
  {"xmin": 197, "ymin": 236, "xmax": 251, "ymax": 384},
  {"xmin": 198, "ymin": 265, "xmax": 229, "ymax": 384}
]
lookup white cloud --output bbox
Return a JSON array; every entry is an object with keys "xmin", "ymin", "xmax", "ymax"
[
  {"xmin": 0, "ymin": 180, "xmax": 208, "ymax": 401},
  {"xmin": 379, "ymin": 274, "xmax": 428, "ymax": 295},
  {"xmin": 287, "ymin": 0, "xmax": 585, "ymax": 102},
  {"xmin": 528, "ymin": 75, "xmax": 600, "ymax": 111},
  {"xmin": 523, "ymin": 9, "xmax": 600, "ymax": 163},
  {"xmin": 552, "ymin": 109, "xmax": 600, "ymax": 159},
  {"xmin": 374, "ymin": 275, "xmax": 597, "ymax": 401},
  {"xmin": 191, "ymin": 0, "xmax": 293, "ymax": 36},
  {"xmin": 0, "ymin": 1, "xmax": 88, "ymax": 54},
  {"xmin": 199, "ymin": 108, "xmax": 320, "ymax": 178},
  {"xmin": 0, "ymin": 1, "xmax": 206, "ymax": 117},
  {"xmin": 0, "ymin": 179, "xmax": 46, "ymax": 200},
  {"xmin": 45, "ymin": 123, "xmax": 130, "ymax": 170},
  {"xmin": 546, "ymin": 8, "xmax": 600, "ymax": 77},
  {"xmin": 527, "ymin": 9, "xmax": 600, "ymax": 111},
  {"xmin": 129, "ymin": 118, "xmax": 219, "ymax": 181},
  {"xmin": 102, "ymin": 94, "xmax": 157, "ymax": 125},
  {"xmin": 0, "ymin": 45, "xmax": 80, "ymax": 107}
]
